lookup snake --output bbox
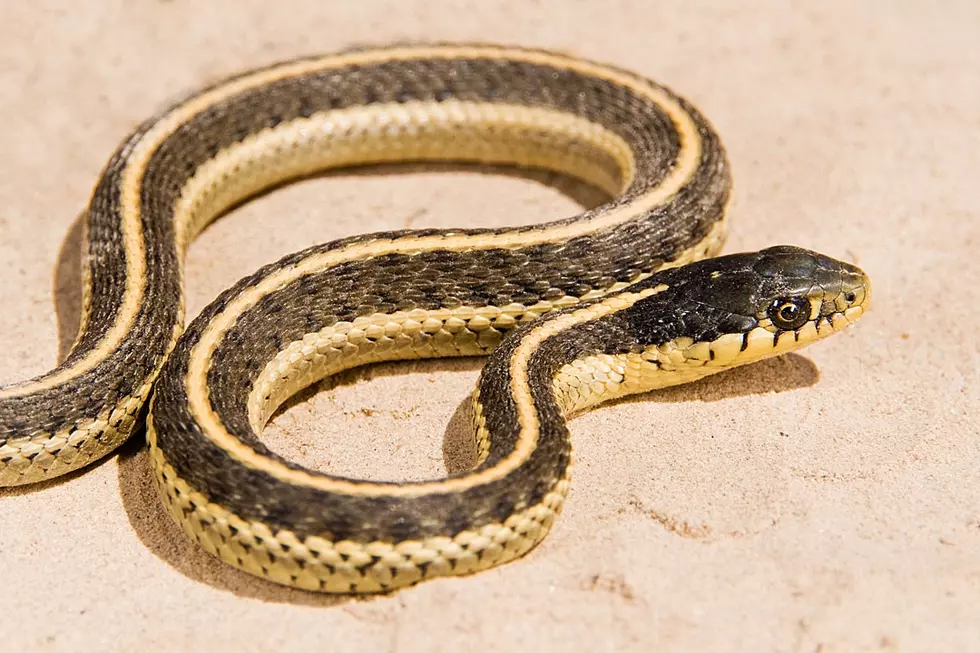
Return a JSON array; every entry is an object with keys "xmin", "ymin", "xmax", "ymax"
[{"xmin": 0, "ymin": 43, "xmax": 870, "ymax": 593}]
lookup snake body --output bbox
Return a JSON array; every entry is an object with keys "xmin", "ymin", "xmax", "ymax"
[{"xmin": 0, "ymin": 44, "xmax": 869, "ymax": 593}]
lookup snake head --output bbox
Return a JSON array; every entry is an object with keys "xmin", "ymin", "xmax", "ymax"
[
  {"xmin": 619, "ymin": 245, "xmax": 870, "ymax": 379},
  {"xmin": 744, "ymin": 245, "xmax": 870, "ymax": 337}
]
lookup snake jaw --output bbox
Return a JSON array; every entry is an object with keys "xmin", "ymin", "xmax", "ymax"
[
  {"xmin": 552, "ymin": 255, "xmax": 871, "ymax": 417},
  {"xmin": 598, "ymin": 246, "xmax": 872, "ymax": 397}
]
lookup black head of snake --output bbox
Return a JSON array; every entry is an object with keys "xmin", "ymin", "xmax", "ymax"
[
  {"xmin": 625, "ymin": 244, "xmax": 869, "ymax": 361},
  {"xmin": 527, "ymin": 245, "xmax": 871, "ymax": 418}
]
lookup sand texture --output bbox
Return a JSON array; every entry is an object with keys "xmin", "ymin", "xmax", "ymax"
[{"xmin": 1, "ymin": 2, "xmax": 978, "ymax": 651}]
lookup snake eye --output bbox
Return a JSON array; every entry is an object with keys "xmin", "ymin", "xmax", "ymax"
[{"xmin": 767, "ymin": 297, "xmax": 811, "ymax": 330}]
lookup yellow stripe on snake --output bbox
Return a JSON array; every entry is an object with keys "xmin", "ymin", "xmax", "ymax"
[{"xmin": 0, "ymin": 44, "xmax": 870, "ymax": 593}]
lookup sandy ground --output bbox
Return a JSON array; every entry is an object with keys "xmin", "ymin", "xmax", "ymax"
[{"xmin": 1, "ymin": 2, "xmax": 978, "ymax": 651}]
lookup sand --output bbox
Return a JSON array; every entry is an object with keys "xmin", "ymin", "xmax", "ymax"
[{"xmin": 1, "ymin": 2, "xmax": 977, "ymax": 651}]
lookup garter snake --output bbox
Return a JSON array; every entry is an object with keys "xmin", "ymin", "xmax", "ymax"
[{"xmin": 0, "ymin": 44, "xmax": 870, "ymax": 593}]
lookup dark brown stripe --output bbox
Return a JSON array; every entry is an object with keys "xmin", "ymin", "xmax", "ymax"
[{"xmin": 144, "ymin": 51, "xmax": 730, "ymax": 540}]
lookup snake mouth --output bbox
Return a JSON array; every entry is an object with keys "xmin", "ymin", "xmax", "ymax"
[
  {"xmin": 633, "ymin": 283, "xmax": 870, "ymax": 390},
  {"xmin": 841, "ymin": 260, "xmax": 872, "ymax": 314},
  {"xmin": 806, "ymin": 260, "xmax": 871, "ymax": 340}
]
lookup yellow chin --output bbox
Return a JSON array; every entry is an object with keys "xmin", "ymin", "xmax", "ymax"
[{"xmin": 551, "ymin": 303, "xmax": 868, "ymax": 417}]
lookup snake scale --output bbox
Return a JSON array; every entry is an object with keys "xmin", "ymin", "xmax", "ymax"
[{"xmin": 0, "ymin": 44, "xmax": 869, "ymax": 593}]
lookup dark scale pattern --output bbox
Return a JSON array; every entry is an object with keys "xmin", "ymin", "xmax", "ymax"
[
  {"xmin": 152, "ymin": 246, "xmax": 861, "ymax": 543},
  {"xmin": 0, "ymin": 48, "xmax": 731, "ymax": 515},
  {"xmin": 139, "ymin": 55, "xmax": 689, "ymax": 223},
  {"xmin": 2, "ymin": 48, "xmax": 729, "ymax": 452},
  {"xmin": 0, "ymin": 118, "xmax": 181, "ymax": 443},
  {"xmin": 159, "ymin": 227, "xmax": 734, "ymax": 541},
  {"xmin": 153, "ymin": 281, "xmax": 605, "ymax": 542},
  {"xmin": 146, "ymin": 48, "xmax": 732, "ymax": 540}
]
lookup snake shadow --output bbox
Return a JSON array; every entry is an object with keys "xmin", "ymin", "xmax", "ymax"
[{"xmin": 443, "ymin": 353, "xmax": 820, "ymax": 473}]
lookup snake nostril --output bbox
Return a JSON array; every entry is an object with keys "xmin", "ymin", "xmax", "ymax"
[{"xmin": 844, "ymin": 292, "xmax": 856, "ymax": 303}]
